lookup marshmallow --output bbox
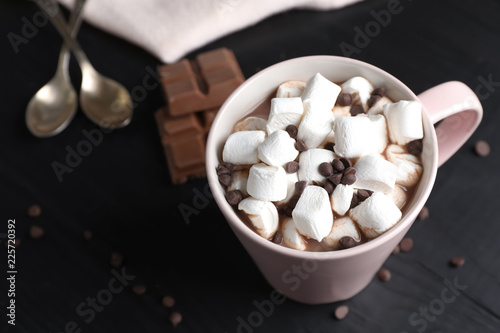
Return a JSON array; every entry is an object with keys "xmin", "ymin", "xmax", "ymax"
[
  {"xmin": 386, "ymin": 185, "xmax": 408, "ymax": 209},
  {"xmin": 366, "ymin": 96, "xmax": 393, "ymax": 115},
  {"xmin": 341, "ymin": 76, "xmax": 374, "ymax": 110},
  {"xmin": 298, "ymin": 148, "xmax": 337, "ymax": 184},
  {"xmin": 297, "ymin": 99, "xmax": 335, "ymax": 149},
  {"xmin": 266, "ymin": 97, "xmax": 304, "ymax": 135},
  {"xmin": 227, "ymin": 169, "xmax": 249, "ymax": 197},
  {"xmin": 292, "ymin": 186, "xmax": 334, "ymax": 241},
  {"xmin": 277, "ymin": 172, "xmax": 299, "ymax": 205},
  {"xmin": 333, "ymin": 115, "xmax": 388, "ymax": 158},
  {"xmin": 350, "ymin": 192, "xmax": 402, "ymax": 238},
  {"xmin": 238, "ymin": 197, "xmax": 279, "ymax": 239},
  {"xmin": 320, "ymin": 130, "xmax": 336, "ymax": 148},
  {"xmin": 332, "ymin": 105, "xmax": 351, "ymax": 118},
  {"xmin": 383, "ymin": 101, "xmax": 424, "ymax": 145},
  {"xmin": 247, "ymin": 163, "xmax": 288, "ymax": 201},
  {"xmin": 276, "ymin": 80, "xmax": 306, "ymax": 98},
  {"xmin": 223, "ymin": 131, "xmax": 266, "ymax": 165},
  {"xmin": 352, "ymin": 154, "xmax": 398, "ymax": 193},
  {"xmin": 330, "ymin": 184, "xmax": 354, "ymax": 216},
  {"xmin": 282, "ymin": 217, "xmax": 307, "ymax": 250},
  {"xmin": 322, "ymin": 217, "xmax": 361, "ymax": 249},
  {"xmin": 234, "ymin": 116, "xmax": 267, "ymax": 132},
  {"xmin": 385, "ymin": 144, "xmax": 423, "ymax": 187},
  {"xmin": 258, "ymin": 130, "xmax": 299, "ymax": 167},
  {"xmin": 301, "ymin": 73, "xmax": 341, "ymax": 109}
]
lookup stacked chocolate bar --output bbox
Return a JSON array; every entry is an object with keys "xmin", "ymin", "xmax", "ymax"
[{"xmin": 155, "ymin": 48, "xmax": 244, "ymax": 184}]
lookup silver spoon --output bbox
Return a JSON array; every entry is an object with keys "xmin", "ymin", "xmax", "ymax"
[
  {"xmin": 35, "ymin": 0, "xmax": 133, "ymax": 129},
  {"xmin": 26, "ymin": 0, "xmax": 86, "ymax": 137}
]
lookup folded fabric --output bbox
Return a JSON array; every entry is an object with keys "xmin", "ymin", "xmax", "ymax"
[{"xmin": 58, "ymin": 0, "xmax": 362, "ymax": 63}]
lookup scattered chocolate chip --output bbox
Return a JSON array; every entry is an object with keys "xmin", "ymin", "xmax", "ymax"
[
  {"xmin": 339, "ymin": 158, "xmax": 352, "ymax": 168},
  {"xmin": 285, "ymin": 124, "xmax": 298, "ymax": 138},
  {"xmin": 29, "ymin": 225, "xmax": 44, "ymax": 239},
  {"xmin": 319, "ymin": 162, "xmax": 334, "ymax": 177},
  {"xmin": 83, "ymin": 230, "xmax": 93, "ymax": 240},
  {"xmin": 285, "ymin": 161, "xmax": 299, "ymax": 173},
  {"xmin": 336, "ymin": 93, "xmax": 353, "ymax": 107},
  {"xmin": 350, "ymin": 194, "xmax": 360, "ymax": 208},
  {"xmin": 110, "ymin": 252, "xmax": 124, "ymax": 267},
  {"xmin": 226, "ymin": 190, "xmax": 243, "ymax": 205},
  {"xmin": 392, "ymin": 245, "xmax": 401, "ymax": 255},
  {"xmin": 218, "ymin": 174, "xmax": 232, "ymax": 187},
  {"xmin": 295, "ymin": 181, "xmax": 307, "ymax": 194},
  {"xmin": 216, "ymin": 166, "xmax": 230, "ymax": 176},
  {"xmin": 332, "ymin": 159, "xmax": 345, "ymax": 172},
  {"xmin": 170, "ymin": 312, "xmax": 183, "ymax": 327},
  {"xmin": 418, "ymin": 206, "xmax": 429, "ymax": 220},
  {"xmin": 272, "ymin": 231, "xmax": 283, "ymax": 245},
  {"xmin": 350, "ymin": 105, "xmax": 364, "ymax": 116},
  {"xmin": 296, "ymin": 139, "xmax": 308, "ymax": 152},
  {"xmin": 162, "ymin": 296, "xmax": 175, "ymax": 308},
  {"xmin": 357, "ymin": 189, "xmax": 372, "ymax": 202},
  {"xmin": 338, "ymin": 236, "xmax": 356, "ymax": 250},
  {"xmin": 344, "ymin": 167, "xmax": 356, "ymax": 176},
  {"xmin": 132, "ymin": 285, "xmax": 147, "ymax": 295},
  {"xmin": 372, "ymin": 87, "xmax": 387, "ymax": 97},
  {"xmin": 220, "ymin": 162, "xmax": 234, "ymax": 172},
  {"xmin": 474, "ymin": 140, "xmax": 490, "ymax": 157},
  {"xmin": 399, "ymin": 237, "xmax": 414, "ymax": 252},
  {"xmin": 450, "ymin": 256, "xmax": 465, "ymax": 268},
  {"xmin": 324, "ymin": 181, "xmax": 335, "ymax": 194},
  {"xmin": 334, "ymin": 305, "xmax": 349, "ymax": 320},
  {"xmin": 324, "ymin": 142, "xmax": 335, "ymax": 151},
  {"xmin": 406, "ymin": 140, "xmax": 423, "ymax": 156},
  {"xmin": 367, "ymin": 95, "xmax": 381, "ymax": 108},
  {"xmin": 328, "ymin": 173, "xmax": 343, "ymax": 186},
  {"xmin": 28, "ymin": 204, "xmax": 41, "ymax": 218},
  {"xmin": 377, "ymin": 269, "xmax": 392, "ymax": 282},
  {"xmin": 341, "ymin": 173, "xmax": 356, "ymax": 185}
]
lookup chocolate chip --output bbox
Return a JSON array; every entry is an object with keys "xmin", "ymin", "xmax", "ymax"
[
  {"xmin": 450, "ymin": 256, "xmax": 465, "ymax": 268},
  {"xmin": 357, "ymin": 189, "xmax": 372, "ymax": 202},
  {"xmin": 220, "ymin": 162, "xmax": 234, "ymax": 172},
  {"xmin": 132, "ymin": 285, "xmax": 147, "ymax": 295},
  {"xmin": 28, "ymin": 204, "xmax": 41, "ymax": 218},
  {"xmin": 110, "ymin": 252, "xmax": 124, "ymax": 267},
  {"xmin": 328, "ymin": 173, "xmax": 343, "ymax": 186},
  {"xmin": 341, "ymin": 173, "xmax": 356, "ymax": 185},
  {"xmin": 399, "ymin": 237, "xmax": 414, "ymax": 252},
  {"xmin": 332, "ymin": 159, "xmax": 345, "ymax": 172},
  {"xmin": 272, "ymin": 231, "xmax": 283, "ymax": 245},
  {"xmin": 218, "ymin": 174, "xmax": 232, "ymax": 187},
  {"xmin": 418, "ymin": 206, "xmax": 429, "ymax": 220},
  {"xmin": 285, "ymin": 124, "xmax": 298, "ymax": 138},
  {"xmin": 169, "ymin": 312, "xmax": 183, "ymax": 327},
  {"xmin": 334, "ymin": 305, "xmax": 349, "ymax": 320},
  {"xmin": 83, "ymin": 230, "xmax": 93, "ymax": 240},
  {"xmin": 285, "ymin": 161, "xmax": 299, "ymax": 173},
  {"xmin": 324, "ymin": 142, "xmax": 335, "ymax": 151},
  {"xmin": 372, "ymin": 87, "xmax": 387, "ymax": 97},
  {"xmin": 344, "ymin": 167, "xmax": 356, "ymax": 176},
  {"xmin": 336, "ymin": 93, "xmax": 353, "ymax": 106},
  {"xmin": 216, "ymin": 166, "xmax": 230, "ymax": 176},
  {"xmin": 324, "ymin": 181, "xmax": 334, "ymax": 194},
  {"xmin": 350, "ymin": 105, "xmax": 364, "ymax": 116},
  {"xmin": 474, "ymin": 140, "xmax": 490, "ymax": 157},
  {"xmin": 162, "ymin": 295, "xmax": 175, "ymax": 308},
  {"xmin": 29, "ymin": 225, "xmax": 44, "ymax": 239},
  {"xmin": 407, "ymin": 140, "xmax": 423, "ymax": 156},
  {"xmin": 350, "ymin": 194, "xmax": 360, "ymax": 208},
  {"xmin": 319, "ymin": 162, "xmax": 334, "ymax": 177},
  {"xmin": 295, "ymin": 181, "xmax": 307, "ymax": 194},
  {"xmin": 392, "ymin": 245, "xmax": 401, "ymax": 255},
  {"xmin": 367, "ymin": 95, "xmax": 381, "ymax": 108},
  {"xmin": 339, "ymin": 158, "xmax": 352, "ymax": 168},
  {"xmin": 377, "ymin": 268, "xmax": 392, "ymax": 282},
  {"xmin": 296, "ymin": 139, "xmax": 308, "ymax": 152},
  {"xmin": 226, "ymin": 190, "xmax": 243, "ymax": 205},
  {"xmin": 338, "ymin": 236, "xmax": 356, "ymax": 250}
]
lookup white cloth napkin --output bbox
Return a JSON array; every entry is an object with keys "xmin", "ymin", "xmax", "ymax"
[{"xmin": 58, "ymin": 0, "xmax": 362, "ymax": 63}]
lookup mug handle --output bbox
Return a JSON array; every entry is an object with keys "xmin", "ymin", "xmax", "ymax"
[{"xmin": 417, "ymin": 81, "xmax": 483, "ymax": 167}]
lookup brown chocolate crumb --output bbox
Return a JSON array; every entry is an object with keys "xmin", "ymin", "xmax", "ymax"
[
  {"xmin": 324, "ymin": 142, "xmax": 335, "ymax": 151},
  {"xmin": 226, "ymin": 190, "xmax": 243, "ymax": 205},
  {"xmin": 328, "ymin": 173, "xmax": 343, "ymax": 186},
  {"xmin": 295, "ymin": 181, "xmax": 307, "ymax": 194},
  {"xmin": 377, "ymin": 268, "xmax": 392, "ymax": 282},
  {"xmin": 83, "ymin": 230, "xmax": 93, "ymax": 240},
  {"xmin": 334, "ymin": 305, "xmax": 349, "ymax": 320},
  {"xmin": 285, "ymin": 124, "xmax": 298, "ymax": 138},
  {"xmin": 332, "ymin": 159, "xmax": 345, "ymax": 172},
  {"xmin": 110, "ymin": 252, "xmax": 124, "ymax": 267},
  {"xmin": 170, "ymin": 312, "xmax": 183, "ymax": 327},
  {"xmin": 132, "ymin": 285, "xmax": 147, "ymax": 295},
  {"xmin": 162, "ymin": 295, "xmax": 176, "ymax": 308},
  {"xmin": 29, "ymin": 225, "xmax": 44, "ymax": 239},
  {"xmin": 285, "ymin": 161, "xmax": 299, "ymax": 173},
  {"xmin": 323, "ymin": 181, "xmax": 334, "ymax": 194},
  {"xmin": 319, "ymin": 162, "xmax": 334, "ymax": 177},
  {"xmin": 407, "ymin": 140, "xmax": 423, "ymax": 156},
  {"xmin": 336, "ymin": 93, "xmax": 353, "ymax": 107},
  {"xmin": 350, "ymin": 105, "xmax": 364, "ymax": 116},
  {"xmin": 296, "ymin": 139, "xmax": 308, "ymax": 152},
  {"xmin": 399, "ymin": 237, "xmax": 414, "ymax": 252},
  {"xmin": 474, "ymin": 140, "xmax": 490, "ymax": 157},
  {"xmin": 418, "ymin": 206, "xmax": 429, "ymax": 220},
  {"xmin": 218, "ymin": 174, "xmax": 232, "ymax": 187},
  {"xmin": 372, "ymin": 87, "xmax": 387, "ymax": 97},
  {"xmin": 28, "ymin": 204, "xmax": 42, "ymax": 218},
  {"xmin": 450, "ymin": 256, "xmax": 465, "ymax": 268},
  {"xmin": 338, "ymin": 236, "xmax": 356, "ymax": 250},
  {"xmin": 392, "ymin": 245, "xmax": 401, "ymax": 255},
  {"xmin": 367, "ymin": 95, "xmax": 381, "ymax": 108}
]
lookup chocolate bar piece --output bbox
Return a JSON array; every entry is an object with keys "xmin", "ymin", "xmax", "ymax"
[{"xmin": 159, "ymin": 48, "xmax": 244, "ymax": 116}]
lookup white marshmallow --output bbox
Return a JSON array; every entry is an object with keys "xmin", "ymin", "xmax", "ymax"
[
  {"xmin": 352, "ymin": 154, "xmax": 398, "ymax": 193},
  {"xmin": 386, "ymin": 185, "xmax": 408, "ymax": 210},
  {"xmin": 223, "ymin": 131, "xmax": 266, "ymax": 165},
  {"xmin": 322, "ymin": 217, "xmax": 361, "ymax": 249},
  {"xmin": 297, "ymin": 99, "xmax": 335, "ymax": 149},
  {"xmin": 276, "ymin": 80, "xmax": 306, "ymax": 98},
  {"xmin": 234, "ymin": 116, "xmax": 267, "ymax": 132},
  {"xmin": 266, "ymin": 97, "xmax": 304, "ymax": 135},
  {"xmin": 227, "ymin": 169, "xmax": 249, "ymax": 197},
  {"xmin": 366, "ymin": 96, "xmax": 393, "ymax": 115},
  {"xmin": 298, "ymin": 148, "xmax": 337, "ymax": 184},
  {"xmin": 292, "ymin": 186, "xmax": 333, "ymax": 241},
  {"xmin": 282, "ymin": 217, "xmax": 307, "ymax": 250},
  {"xmin": 332, "ymin": 105, "xmax": 351, "ymax": 118},
  {"xmin": 247, "ymin": 163, "xmax": 288, "ymax": 201},
  {"xmin": 277, "ymin": 172, "xmax": 299, "ymax": 205},
  {"xmin": 350, "ymin": 192, "xmax": 402, "ymax": 238},
  {"xmin": 341, "ymin": 76, "xmax": 374, "ymax": 110},
  {"xmin": 383, "ymin": 101, "xmax": 424, "ymax": 145},
  {"xmin": 258, "ymin": 130, "xmax": 299, "ymax": 167},
  {"xmin": 330, "ymin": 184, "xmax": 354, "ymax": 216},
  {"xmin": 333, "ymin": 115, "xmax": 388, "ymax": 158},
  {"xmin": 301, "ymin": 73, "xmax": 341, "ymax": 109},
  {"xmin": 238, "ymin": 197, "xmax": 278, "ymax": 239},
  {"xmin": 385, "ymin": 144, "xmax": 423, "ymax": 187}
]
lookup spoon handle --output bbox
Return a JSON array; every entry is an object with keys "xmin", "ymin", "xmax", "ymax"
[{"xmin": 57, "ymin": 0, "xmax": 87, "ymax": 71}]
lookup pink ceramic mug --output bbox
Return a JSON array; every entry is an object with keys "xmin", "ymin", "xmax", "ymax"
[{"xmin": 206, "ymin": 56, "xmax": 482, "ymax": 304}]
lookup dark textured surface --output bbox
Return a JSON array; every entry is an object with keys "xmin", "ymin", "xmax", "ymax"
[{"xmin": 1, "ymin": 0, "xmax": 500, "ymax": 332}]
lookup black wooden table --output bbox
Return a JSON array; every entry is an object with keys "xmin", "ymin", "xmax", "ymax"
[{"xmin": 1, "ymin": 0, "xmax": 499, "ymax": 332}]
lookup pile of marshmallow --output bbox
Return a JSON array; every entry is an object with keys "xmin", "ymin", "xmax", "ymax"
[{"xmin": 220, "ymin": 73, "xmax": 424, "ymax": 251}]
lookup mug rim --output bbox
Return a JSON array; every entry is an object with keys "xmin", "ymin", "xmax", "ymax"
[{"xmin": 206, "ymin": 55, "xmax": 438, "ymax": 261}]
